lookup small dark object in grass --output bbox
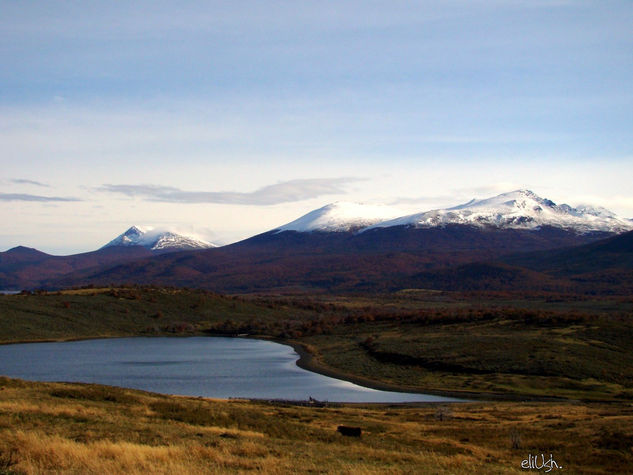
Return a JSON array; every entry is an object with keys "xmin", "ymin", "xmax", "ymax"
[
  {"xmin": 510, "ymin": 429, "xmax": 522, "ymax": 449},
  {"xmin": 434, "ymin": 406, "xmax": 453, "ymax": 421},
  {"xmin": 0, "ymin": 448, "xmax": 18, "ymax": 471},
  {"xmin": 337, "ymin": 425, "xmax": 361, "ymax": 437}
]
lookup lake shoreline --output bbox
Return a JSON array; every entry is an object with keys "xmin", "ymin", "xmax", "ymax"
[
  {"xmin": 265, "ymin": 337, "xmax": 572, "ymax": 403},
  {"xmin": 0, "ymin": 333, "xmax": 571, "ymax": 403}
]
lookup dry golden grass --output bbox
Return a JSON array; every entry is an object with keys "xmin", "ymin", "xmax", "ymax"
[{"xmin": 1, "ymin": 377, "xmax": 632, "ymax": 474}]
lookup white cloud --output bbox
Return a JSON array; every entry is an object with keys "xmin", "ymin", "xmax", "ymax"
[
  {"xmin": 10, "ymin": 178, "xmax": 50, "ymax": 187},
  {"xmin": 0, "ymin": 193, "xmax": 79, "ymax": 202},
  {"xmin": 97, "ymin": 178, "xmax": 362, "ymax": 205}
]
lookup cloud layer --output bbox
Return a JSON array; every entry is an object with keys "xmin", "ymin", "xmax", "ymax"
[
  {"xmin": 10, "ymin": 179, "xmax": 50, "ymax": 187},
  {"xmin": 97, "ymin": 178, "xmax": 361, "ymax": 205},
  {"xmin": 0, "ymin": 193, "xmax": 79, "ymax": 202}
]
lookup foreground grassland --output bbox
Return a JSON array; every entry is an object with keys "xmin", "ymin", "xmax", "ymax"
[
  {"xmin": 1, "ymin": 288, "xmax": 632, "ymax": 473},
  {"xmin": 1, "ymin": 377, "xmax": 632, "ymax": 474},
  {"xmin": 1, "ymin": 287, "xmax": 632, "ymax": 401}
]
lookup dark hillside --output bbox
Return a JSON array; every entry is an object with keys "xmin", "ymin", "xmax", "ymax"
[
  {"xmin": 0, "ymin": 246, "xmax": 153, "ymax": 290},
  {"xmin": 399, "ymin": 231, "xmax": 633, "ymax": 294},
  {"xmin": 504, "ymin": 230, "xmax": 633, "ymax": 274},
  {"xmin": 47, "ymin": 226, "xmax": 611, "ymax": 293}
]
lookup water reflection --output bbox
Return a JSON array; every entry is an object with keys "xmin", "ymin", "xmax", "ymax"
[{"xmin": 0, "ymin": 337, "xmax": 461, "ymax": 403}]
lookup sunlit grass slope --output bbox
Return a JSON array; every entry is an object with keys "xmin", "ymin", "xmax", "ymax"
[{"xmin": 1, "ymin": 377, "xmax": 632, "ymax": 474}]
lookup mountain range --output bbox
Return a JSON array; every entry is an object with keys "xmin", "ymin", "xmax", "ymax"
[
  {"xmin": 363, "ymin": 189, "xmax": 632, "ymax": 234},
  {"xmin": 2, "ymin": 190, "xmax": 632, "ymax": 294},
  {"xmin": 271, "ymin": 190, "xmax": 633, "ymax": 234}
]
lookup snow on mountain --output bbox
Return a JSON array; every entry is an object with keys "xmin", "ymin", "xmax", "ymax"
[
  {"xmin": 275, "ymin": 202, "xmax": 405, "ymax": 233},
  {"xmin": 101, "ymin": 226, "xmax": 216, "ymax": 252},
  {"xmin": 364, "ymin": 190, "xmax": 633, "ymax": 234}
]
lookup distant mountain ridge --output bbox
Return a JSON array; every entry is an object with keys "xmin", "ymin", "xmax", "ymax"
[
  {"xmin": 364, "ymin": 190, "xmax": 633, "ymax": 234},
  {"xmin": 2, "ymin": 190, "xmax": 631, "ymax": 293},
  {"xmin": 46, "ymin": 226, "xmax": 632, "ymax": 294}
]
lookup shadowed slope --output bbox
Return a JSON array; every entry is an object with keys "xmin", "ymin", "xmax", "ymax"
[{"xmin": 48, "ymin": 226, "xmax": 612, "ymax": 293}]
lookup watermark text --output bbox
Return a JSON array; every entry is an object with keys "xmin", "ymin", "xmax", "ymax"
[{"xmin": 521, "ymin": 454, "xmax": 562, "ymax": 472}]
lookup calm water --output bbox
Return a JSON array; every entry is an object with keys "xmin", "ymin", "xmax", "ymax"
[{"xmin": 0, "ymin": 337, "xmax": 460, "ymax": 403}]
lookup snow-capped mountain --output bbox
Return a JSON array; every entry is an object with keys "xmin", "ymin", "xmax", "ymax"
[
  {"xmin": 274, "ymin": 202, "xmax": 404, "ymax": 233},
  {"xmin": 364, "ymin": 190, "xmax": 633, "ymax": 234},
  {"xmin": 101, "ymin": 226, "xmax": 216, "ymax": 252}
]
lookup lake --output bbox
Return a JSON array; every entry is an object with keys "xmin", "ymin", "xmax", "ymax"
[{"xmin": 0, "ymin": 337, "xmax": 461, "ymax": 403}]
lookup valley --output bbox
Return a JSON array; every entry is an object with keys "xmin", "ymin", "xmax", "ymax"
[{"xmin": 2, "ymin": 287, "xmax": 632, "ymax": 401}]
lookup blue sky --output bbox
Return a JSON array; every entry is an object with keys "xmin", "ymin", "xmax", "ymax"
[{"xmin": 1, "ymin": 1, "xmax": 632, "ymax": 253}]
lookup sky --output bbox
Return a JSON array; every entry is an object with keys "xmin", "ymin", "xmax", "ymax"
[{"xmin": 1, "ymin": 0, "xmax": 632, "ymax": 254}]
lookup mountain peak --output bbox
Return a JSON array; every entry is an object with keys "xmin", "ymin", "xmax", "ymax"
[
  {"xmin": 275, "ymin": 202, "xmax": 404, "ymax": 233},
  {"xmin": 101, "ymin": 227, "xmax": 216, "ymax": 252},
  {"xmin": 125, "ymin": 225, "xmax": 146, "ymax": 235},
  {"xmin": 4, "ymin": 246, "xmax": 50, "ymax": 257},
  {"xmin": 449, "ymin": 189, "xmax": 553, "ymax": 208},
  {"xmin": 6, "ymin": 245, "xmax": 39, "ymax": 253},
  {"xmin": 115, "ymin": 226, "xmax": 147, "ymax": 244}
]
